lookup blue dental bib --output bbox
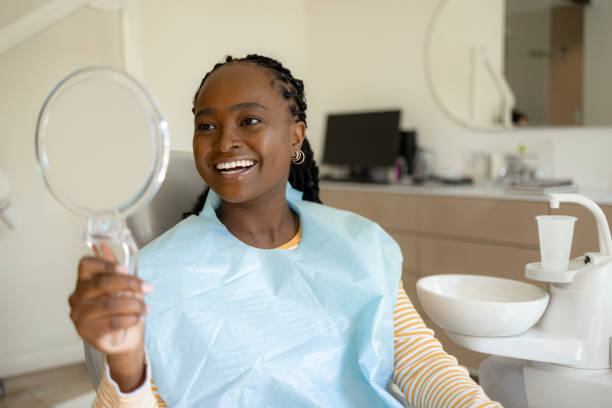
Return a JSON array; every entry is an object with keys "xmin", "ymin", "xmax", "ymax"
[{"xmin": 139, "ymin": 184, "xmax": 404, "ymax": 407}]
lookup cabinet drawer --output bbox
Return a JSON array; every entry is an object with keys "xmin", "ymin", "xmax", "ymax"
[
  {"xmin": 416, "ymin": 236, "xmax": 546, "ymax": 290},
  {"xmin": 390, "ymin": 232, "xmax": 417, "ymax": 272},
  {"xmin": 401, "ymin": 272, "xmax": 422, "ymax": 313},
  {"xmin": 416, "ymin": 196, "xmax": 547, "ymax": 246},
  {"xmin": 320, "ymin": 189, "xmax": 416, "ymax": 230}
]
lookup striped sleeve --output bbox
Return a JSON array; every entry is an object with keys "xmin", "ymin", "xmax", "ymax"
[
  {"xmin": 393, "ymin": 282, "xmax": 502, "ymax": 408},
  {"xmin": 91, "ymin": 352, "xmax": 166, "ymax": 408}
]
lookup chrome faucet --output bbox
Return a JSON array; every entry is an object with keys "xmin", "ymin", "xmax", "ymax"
[{"xmin": 500, "ymin": 153, "xmax": 537, "ymax": 183}]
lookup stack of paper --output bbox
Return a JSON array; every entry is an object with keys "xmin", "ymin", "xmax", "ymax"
[{"xmin": 506, "ymin": 179, "xmax": 578, "ymax": 193}]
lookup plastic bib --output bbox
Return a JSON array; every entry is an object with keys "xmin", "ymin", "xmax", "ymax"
[{"xmin": 139, "ymin": 184, "xmax": 403, "ymax": 407}]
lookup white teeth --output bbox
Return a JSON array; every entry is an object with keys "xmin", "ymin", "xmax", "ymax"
[{"xmin": 215, "ymin": 160, "xmax": 255, "ymax": 170}]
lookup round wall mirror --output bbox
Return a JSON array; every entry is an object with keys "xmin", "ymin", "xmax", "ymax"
[{"xmin": 427, "ymin": 0, "xmax": 609, "ymax": 130}]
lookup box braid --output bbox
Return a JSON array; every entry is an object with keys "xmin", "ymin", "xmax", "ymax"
[{"xmin": 183, "ymin": 55, "xmax": 321, "ymax": 219}]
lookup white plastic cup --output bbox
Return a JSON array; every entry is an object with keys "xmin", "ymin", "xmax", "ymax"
[{"xmin": 535, "ymin": 215, "xmax": 577, "ymax": 271}]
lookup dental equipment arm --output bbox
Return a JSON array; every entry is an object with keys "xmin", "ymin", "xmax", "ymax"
[{"xmin": 547, "ymin": 193, "xmax": 612, "ymax": 256}]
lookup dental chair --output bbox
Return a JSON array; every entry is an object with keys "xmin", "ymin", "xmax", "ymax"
[
  {"xmin": 84, "ymin": 149, "xmax": 205, "ymax": 389},
  {"xmin": 83, "ymin": 150, "xmax": 408, "ymax": 405}
]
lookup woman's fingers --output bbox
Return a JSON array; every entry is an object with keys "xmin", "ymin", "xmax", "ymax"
[
  {"xmin": 71, "ymin": 295, "xmax": 150, "ymax": 324},
  {"xmin": 72, "ymin": 251, "xmax": 147, "ymax": 355},
  {"xmin": 92, "ymin": 243, "xmax": 119, "ymax": 265},
  {"xmin": 99, "ymin": 242, "xmax": 118, "ymax": 263},
  {"xmin": 70, "ymin": 273, "xmax": 153, "ymax": 306},
  {"xmin": 77, "ymin": 256, "xmax": 128, "ymax": 282},
  {"xmin": 81, "ymin": 314, "xmax": 143, "ymax": 337}
]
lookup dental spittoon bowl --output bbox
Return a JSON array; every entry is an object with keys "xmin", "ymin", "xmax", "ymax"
[{"xmin": 416, "ymin": 274, "xmax": 549, "ymax": 337}]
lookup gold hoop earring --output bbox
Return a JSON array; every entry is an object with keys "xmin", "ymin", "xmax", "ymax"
[{"xmin": 291, "ymin": 150, "xmax": 305, "ymax": 165}]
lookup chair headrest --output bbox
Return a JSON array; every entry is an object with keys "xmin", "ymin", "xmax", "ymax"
[{"xmin": 127, "ymin": 150, "xmax": 205, "ymax": 248}]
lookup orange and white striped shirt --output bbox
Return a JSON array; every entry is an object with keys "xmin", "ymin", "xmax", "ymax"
[{"xmin": 93, "ymin": 227, "xmax": 500, "ymax": 408}]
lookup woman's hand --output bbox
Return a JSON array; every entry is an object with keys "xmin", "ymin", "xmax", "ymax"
[{"xmin": 69, "ymin": 243, "xmax": 154, "ymax": 391}]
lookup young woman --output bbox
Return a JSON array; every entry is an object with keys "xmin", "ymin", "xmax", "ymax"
[{"xmin": 69, "ymin": 55, "xmax": 500, "ymax": 407}]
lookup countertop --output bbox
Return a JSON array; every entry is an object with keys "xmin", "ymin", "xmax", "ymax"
[{"xmin": 319, "ymin": 180, "xmax": 612, "ymax": 206}]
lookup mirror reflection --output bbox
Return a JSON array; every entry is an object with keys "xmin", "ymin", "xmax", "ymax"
[
  {"xmin": 39, "ymin": 75, "xmax": 155, "ymax": 213},
  {"xmin": 428, "ymin": 0, "xmax": 609, "ymax": 129}
]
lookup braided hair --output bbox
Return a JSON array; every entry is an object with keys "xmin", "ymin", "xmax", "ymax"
[{"xmin": 182, "ymin": 54, "xmax": 321, "ymax": 219}]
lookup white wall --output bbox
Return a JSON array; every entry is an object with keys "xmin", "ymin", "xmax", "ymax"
[
  {"xmin": 139, "ymin": 0, "xmax": 309, "ymax": 151},
  {"xmin": 428, "ymin": 0, "xmax": 506, "ymax": 128},
  {"xmin": 0, "ymin": 6, "xmax": 124, "ymax": 376},
  {"xmin": 0, "ymin": 0, "xmax": 50, "ymax": 28}
]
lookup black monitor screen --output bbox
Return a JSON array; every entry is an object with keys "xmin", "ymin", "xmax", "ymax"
[{"xmin": 323, "ymin": 110, "xmax": 400, "ymax": 167}]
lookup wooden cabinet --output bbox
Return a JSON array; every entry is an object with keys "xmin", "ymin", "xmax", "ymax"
[
  {"xmin": 317, "ymin": 189, "xmax": 417, "ymax": 230},
  {"xmin": 416, "ymin": 236, "xmax": 544, "ymax": 287},
  {"xmin": 320, "ymin": 185, "xmax": 611, "ymax": 371},
  {"xmin": 391, "ymin": 232, "xmax": 417, "ymax": 273},
  {"xmin": 415, "ymin": 196, "xmax": 544, "ymax": 246}
]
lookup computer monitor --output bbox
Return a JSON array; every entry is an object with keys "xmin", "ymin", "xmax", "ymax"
[{"xmin": 322, "ymin": 110, "xmax": 401, "ymax": 167}]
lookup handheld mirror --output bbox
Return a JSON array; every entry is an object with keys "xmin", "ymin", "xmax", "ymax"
[
  {"xmin": 36, "ymin": 66, "xmax": 169, "ymax": 263},
  {"xmin": 36, "ymin": 66, "xmax": 169, "ymax": 266},
  {"xmin": 35, "ymin": 67, "xmax": 169, "ymax": 343}
]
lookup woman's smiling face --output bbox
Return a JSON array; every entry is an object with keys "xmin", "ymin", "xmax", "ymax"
[{"xmin": 192, "ymin": 62, "xmax": 304, "ymax": 204}]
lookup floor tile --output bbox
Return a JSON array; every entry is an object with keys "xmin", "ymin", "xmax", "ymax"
[
  {"xmin": 4, "ymin": 363, "xmax": 90, "ymax": 396},
  {"xmin": 28, "ymin": 364, "xmax": 92, "ymax": 405},
  {"xmin": 31, "ymin": 376, "xmax": 92, "ymax": 406},
  {"xmin": 1, "ymin": 362, "xmax": 94, "ymax": 407},
  {"xmin": 52, "ymin": 391, "xmax": 96, "ymax": 408},
  {"xmin": 1, "ymin": 391, "xmax": 46, "ymax": 408}
]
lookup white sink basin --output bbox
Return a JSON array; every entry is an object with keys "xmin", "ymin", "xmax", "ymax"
[{"xmin": 416, "ymin": 274, "xmax": 549, "ymax": 337}]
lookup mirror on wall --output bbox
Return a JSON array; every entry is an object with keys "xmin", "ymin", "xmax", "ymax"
[{"xmin": 427, "ymin": 0, "xmax": 609, "ymax": 130}]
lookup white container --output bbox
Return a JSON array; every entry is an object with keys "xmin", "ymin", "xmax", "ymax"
[
  {"xmin": 535, "ymin": 215, "xmax": 577, "ymax": 271},
  {"xmin": 416, "ymin": 274, "xmax": 549, "ymax": 337}
]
